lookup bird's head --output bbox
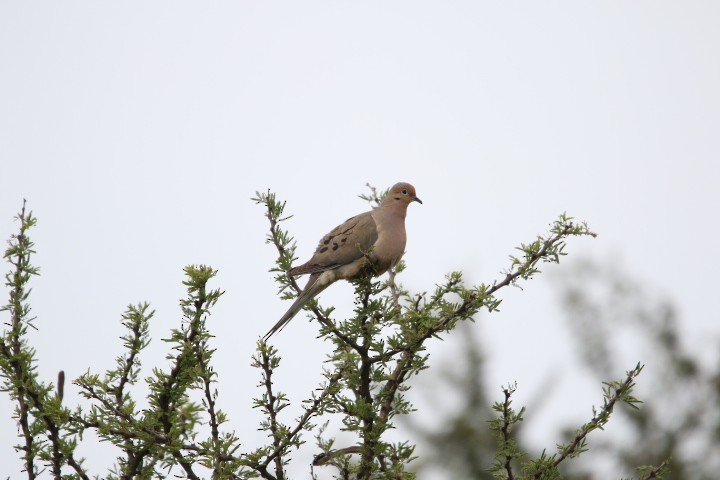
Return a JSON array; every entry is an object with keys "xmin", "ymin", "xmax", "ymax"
[{"xmin": 385, "ymin": 182, "xmax": 422, "ymax": 206}]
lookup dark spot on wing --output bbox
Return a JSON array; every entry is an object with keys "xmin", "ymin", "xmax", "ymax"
[{"xmin": 319, "ymin": 247, "xmax": 328, "ymax": 253}]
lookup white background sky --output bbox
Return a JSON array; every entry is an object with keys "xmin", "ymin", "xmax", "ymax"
[{"xmin": 1, "ymin": 2, "xmax": 719, "ymax": 478}]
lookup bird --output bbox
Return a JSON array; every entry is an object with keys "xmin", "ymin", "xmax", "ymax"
[{"xmin": 263, "ymin": 182, "xmax": 422, "ymax": 340}]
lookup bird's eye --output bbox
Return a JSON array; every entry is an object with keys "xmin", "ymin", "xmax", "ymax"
[{"xmin": 402, "ymin": 189, "xmax": 408, "ymax": 195}]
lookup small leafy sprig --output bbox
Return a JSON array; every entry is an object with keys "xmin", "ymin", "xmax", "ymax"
[
  {"xmin": 0, "ymin": 201, "xmax": 88, "ymax": 479},
  {"xmin": 489, "ymin": 382, "xmax": 526, "ymax": 480},
  {"xmin": 75, "ymin": 265, "xmax": 245, "ymax": 479},
  {"xmin": 489, "ymin": 364, "xmax": 670, "ymax": 480}
]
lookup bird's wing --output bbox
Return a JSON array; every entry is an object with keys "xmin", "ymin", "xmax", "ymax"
[{"xmin": 289, "ymin": 211, "xmax": 378, "ymax": 276}]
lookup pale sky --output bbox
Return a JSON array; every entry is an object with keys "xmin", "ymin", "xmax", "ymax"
[{"xmin": 1, "ymin": 2, "xmax": 719, "ymax": 478}]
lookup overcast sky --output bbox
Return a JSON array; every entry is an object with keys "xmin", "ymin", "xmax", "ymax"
[{"xmin": 1, "ymin": 2, "xmax": 719, "ymax": 478}]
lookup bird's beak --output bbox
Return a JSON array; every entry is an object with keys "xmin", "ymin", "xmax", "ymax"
[{"xmin": 413, "ymin": 196, "xmax": 423, "ymax": 204}]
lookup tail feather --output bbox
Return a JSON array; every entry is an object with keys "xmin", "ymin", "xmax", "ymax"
[{"xmin": 263, "ymin": 273, "xmax": 332, "ymax": 341}]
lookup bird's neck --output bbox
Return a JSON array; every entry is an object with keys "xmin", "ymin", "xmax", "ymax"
[{"xmin": 379, "ymin": 201, "xmax": 408, "ymax": 220}]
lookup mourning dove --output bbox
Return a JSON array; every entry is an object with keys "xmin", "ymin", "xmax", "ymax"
[{"xmin": 263, "ymin": 182, "xmax": 422, "ymax": 340}]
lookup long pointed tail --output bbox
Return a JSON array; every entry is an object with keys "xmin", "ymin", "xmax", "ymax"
[{"xmin": 263, "ymin": 273, "xmax": 332, "ymax": 341}]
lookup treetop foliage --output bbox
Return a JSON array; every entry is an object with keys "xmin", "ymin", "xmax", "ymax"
[{"xmin": 0, "ymin": 191, "xmax": 670, "ymax": 479}]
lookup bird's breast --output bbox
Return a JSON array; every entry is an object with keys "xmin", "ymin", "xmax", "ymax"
[{"xmin": 370, "ymin": 210, "xmax": 407, "ymax": 273}]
